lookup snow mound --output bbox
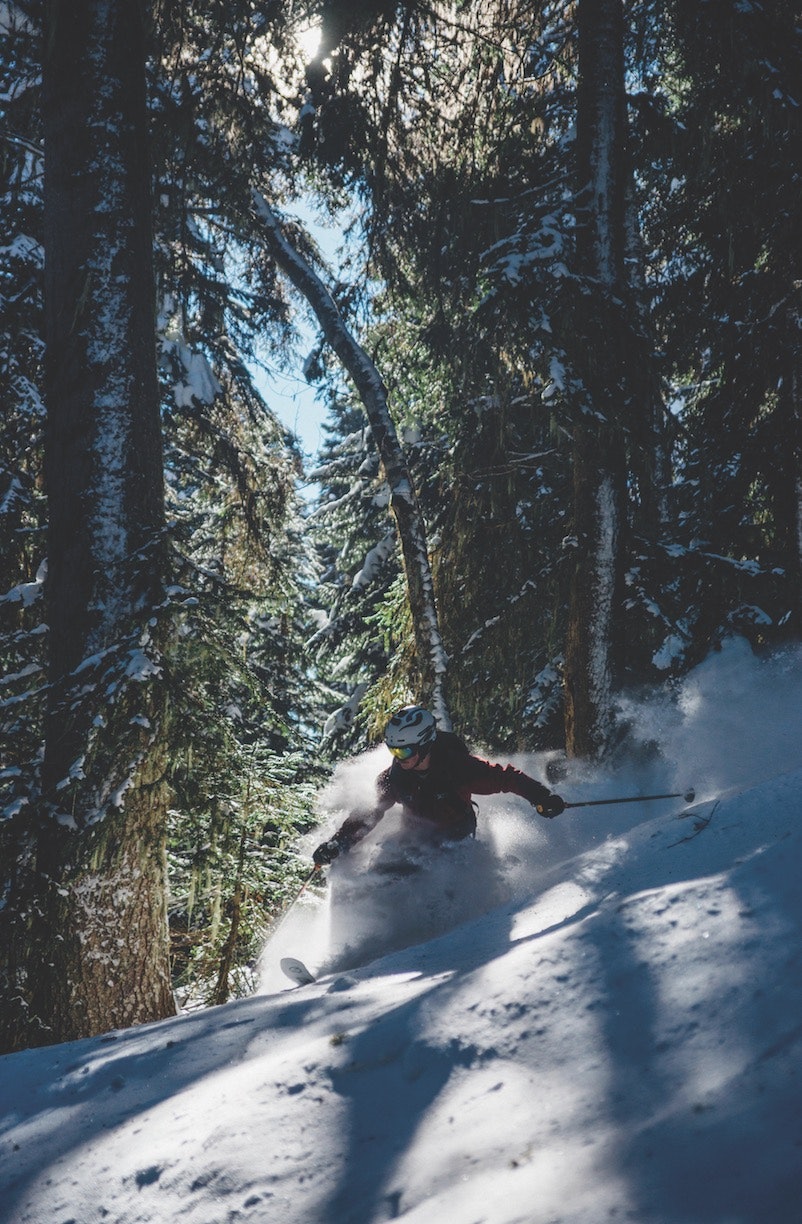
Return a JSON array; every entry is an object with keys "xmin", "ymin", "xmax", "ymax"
[
  {"xmin": 2, "ymin": 769, "xmax": 802, "ymax": 1223},
  {"xmin": 3, "ymin": 642, "xmax": 802, "ymax": 1223}
]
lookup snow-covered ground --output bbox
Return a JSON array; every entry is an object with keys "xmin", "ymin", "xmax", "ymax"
[{"xmin": 2, "ymin": 639, "xmax": 802, "ymax": 1224}]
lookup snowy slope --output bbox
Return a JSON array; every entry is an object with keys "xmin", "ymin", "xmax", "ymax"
[{"xmin": 2, "ymin": 641, "xmax": 802, "ymax": 1224}]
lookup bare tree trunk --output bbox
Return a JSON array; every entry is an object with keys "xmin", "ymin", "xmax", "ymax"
[
  {"xmin": 252, "ymin": 190, "xmax": 451, "ymax": 729},
  {"xmin": 563, "ymin": 0, "xmax": 630, "ymax": 760},
  {"xmin": 0, "ymin": 0, "xmax": 175, "ymax": 1052}
]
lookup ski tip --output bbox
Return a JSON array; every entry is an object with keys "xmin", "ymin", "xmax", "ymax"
[{"xmin": 280, "ymin": 957, "xmax": 316, "ymax": 986}]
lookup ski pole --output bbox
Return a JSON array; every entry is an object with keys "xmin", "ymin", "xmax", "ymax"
[
  {"xmin": 543, "ymin": 787, "xmax": 695, "ymax": 813},
  {"xmin": 269, "ymin": 865, "xmax": 321, "ymax": 936}
]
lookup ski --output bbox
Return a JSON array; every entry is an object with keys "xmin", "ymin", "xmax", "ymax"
[{"xmin": 280, "ymin": 956, "xmax": 316, "ymax": 986}]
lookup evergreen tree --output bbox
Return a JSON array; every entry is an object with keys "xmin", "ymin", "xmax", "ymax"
[
  {"xmin": 300, "ymin": 0, "xmax": 581, "ymax": 747},
  {"xmin": 0, "ymin": 3, "xmax": 46, "ymax": 828},
  {"xmin": 300, "ymin": 0, "xmax": 802, "ymax": 754},
  {"xmin": 0, "ymin": 0, "xmax": 331, "ymax": 1043},
  {"xmin": 2, "ymin": 0, "xmax": 175, "ymax": 1051},
  {"xmin": 662, "ymin": 0, "xmax": 802, "ymax": 651}
]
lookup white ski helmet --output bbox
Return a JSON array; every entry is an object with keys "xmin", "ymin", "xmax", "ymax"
[{"xmin": 384, "ymin": 705, "xmax": 437, "ymax": 752}]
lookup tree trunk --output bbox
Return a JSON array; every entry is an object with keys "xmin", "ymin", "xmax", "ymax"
[
  {"xmin": 252, "ymin": 190, "xmax": 451, "ymax": 729},
  {"xmin": 624, "ymin": 179, "xmax": 670, "ymax": 540},
  {"xmin": 563, "ymin": 0, "xmax": 630, "ymax": 759},
  {"xmin": 0, "ymin": 0, "xmax": 175, "ymax": 1052},
  {"xmin": 212, "ymin": 825, "xmax": 248, "ymax": 1005},
  {"xmin": 788, "ymin": 297, "xmax": 802, "ymax": 626}
]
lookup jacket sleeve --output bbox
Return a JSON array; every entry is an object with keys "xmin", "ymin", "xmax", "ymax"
[
  {"xmin": 333, "ymin": 767, "xmax": 396, "ymax": 849},
  {"xmin": 458, "ymin": 754, "xmax": 552, "ymax": 805}
]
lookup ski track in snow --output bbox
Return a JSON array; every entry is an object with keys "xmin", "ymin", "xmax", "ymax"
[{"xmin": 2, "ymin": 641, "xmax": 802, "ymax": 1224}]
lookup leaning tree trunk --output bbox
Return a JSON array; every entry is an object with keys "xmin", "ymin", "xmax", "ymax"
[
  {"xmin": 252, "ymin": 190, "xmax": 451, "ymax": 730},
  {"xmin": 0, "ymin": 0, "xmax": 175, "ymax": 1053},
  {"xmin": 563, "ymin": 0, "xmax": 630, "ymax": 760}
]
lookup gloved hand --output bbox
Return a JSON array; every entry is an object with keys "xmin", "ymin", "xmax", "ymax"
[
  {"xmin": 313, "ymin": 838, "xmax": 342, "ymax": 866},
  {"xmin": 536, "ymin": 792, "xmax": 565, "ymax": 818}
]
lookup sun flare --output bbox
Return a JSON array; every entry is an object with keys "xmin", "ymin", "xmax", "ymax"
[{"xmin": 296, "ymin": 21, "xmax": 322, "ymax": 62}]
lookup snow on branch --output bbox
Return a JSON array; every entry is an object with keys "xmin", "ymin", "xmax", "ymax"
[
  {"xmin": 0, "ymin": 559, "xmax": 47, "ymax": 607},
  {"xmin": 157, "ymin": 295, "xmax": 222, "ymax": 408},
  {"xmin": 351, "ymin": 532, "xmax": 395, "ymax": 591}
]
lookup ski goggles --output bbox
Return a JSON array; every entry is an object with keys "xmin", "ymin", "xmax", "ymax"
[{"xmin": 388, "ymin": 744, "xmax": 417, "ymax": 761}]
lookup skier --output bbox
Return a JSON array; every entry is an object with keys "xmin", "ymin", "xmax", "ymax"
[{"xmin": 312, "ymin": 705, "xmax": 565, "ymax": 866}]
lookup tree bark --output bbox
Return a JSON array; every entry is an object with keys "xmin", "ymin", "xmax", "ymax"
[
  {"xmin": 563, "ymin": 0, "xmax": 630, "ymax": 759},
  {"xmin": 212, "ymin": 825, "xmax": 248, "ymax": 1005},
  {"xmin": 0, "ymin": 0, "xmax": 175, "ymax": 1052},
  {"xmin": 788, "ymin": 297, "xmax": 802, "ymax": 625},
  {"xmin": 624, "ymin": 179, "xmax": 670, "ymax": 540},
  {"xmin": 252, "ymin": 190, "xmax": 451, "ymax": 729}
]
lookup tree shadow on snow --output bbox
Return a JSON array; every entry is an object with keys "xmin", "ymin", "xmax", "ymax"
[
  {"xmin": 558, "ymin": 783, "xmax": 802, "ymax": 1223},
  {"xmin": 0, "ymin": 986, "xmax": 325, "ymax": 1224},
  {"xmin": 315, "ymin": 782, "xmax": 802, "ymax": 1223}
]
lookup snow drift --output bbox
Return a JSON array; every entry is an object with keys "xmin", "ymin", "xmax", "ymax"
[{"xmin": 1, "ymin": 639, "xmax": 801, "ymax": 1224}]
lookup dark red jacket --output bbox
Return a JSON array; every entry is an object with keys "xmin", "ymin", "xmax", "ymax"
[{"xmin": 335, "ymin": 731, "xmax": 552, "ymax": 848}]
